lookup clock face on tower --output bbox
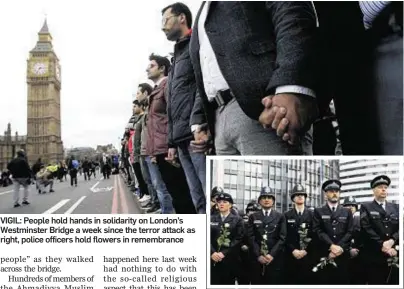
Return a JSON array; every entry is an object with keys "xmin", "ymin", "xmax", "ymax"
[{"xmin": 31, "ymin": 62, "xmax": 48, "ymax": 76}]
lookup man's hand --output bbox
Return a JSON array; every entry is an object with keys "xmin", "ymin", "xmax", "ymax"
[
  {"xmin": 292, "ymin": 249, "xmax": 302, "ymax": 259},
  {"xmin": 258, "ymin": 256, "xmax": 268, "ymax": 264},
  {"xmin": 190, "ymin": 126, "xmax": 211, "ymax": 154},
  {"xmin": 211, "ymin": 252, "xmax": 222, "ymax": 262},
  {"xmin": 328, "ymin": 252, "xmax": 337, "ymax": 259},
  {"xmin": 387, "ymin": 248, "xmax": 398, "ymax": 257},
  {"xmin": 259, "ymin": 93, "xmax": 318, "ymax": 145},
  {"xmin": 151, "ymin": 156, "xmax": 157, "ymax": 164},
  {"xmin": 350, "ymin": 248, "xmax": 359, "ymax": 258},
  {"xmin": 165, "ymin": 148, "xmax": 176, "ymax": 162},
  {"xmin": 217, "ymin": 252, "xmax": 225, "ymax": 259},
  {"xmin": 383, "ymin": 239, "xmax": 395, "ymax": 250},
  {"xmin": 265, "ymin": 254, "xmax": 274, "ymax": 264},
  {"xmin": 330, "ymin": 244, "xmax": 343, "ymax": 255}
]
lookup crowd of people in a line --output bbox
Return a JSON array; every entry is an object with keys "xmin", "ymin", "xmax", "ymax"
[
  {"xmin": 2, "ymin": 149, "xmax": 119, "ymax": 208},
  {"xmin": 210, "ymin": 176, "xmax": 399, "ymax": 285},
  {"xmin": 116, "ymin": 1, "xmax": 401, "ymax": 214}
]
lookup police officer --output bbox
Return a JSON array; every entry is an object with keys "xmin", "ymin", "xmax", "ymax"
[
  {"xmin": 211, "ymin": 186, "xmax": 224, "ymax": 215},
  {"xmin": 312, "ymin": 180, "xmax": 353, "ymax": 285},
  {"xmin": 238, "ymin": 201, "xmax": 260, "ymax": 285},
  {"xmin": 360, "ymin": 175, "xmax": 399, "ymax": 285},
  {"xmin": 341, "ymin": 196, "xmax": 364, "ymax": 284},
  {"xmin": 284, "ymin": 184, "xmax": 315, "ymax": 285},
  {"xmin": 210, "ymin": 192, "xmax": 244, "ymax": 285},
  {"xmin": 248, "ymin": 187, "xmax": 286, "ymax": 285}
]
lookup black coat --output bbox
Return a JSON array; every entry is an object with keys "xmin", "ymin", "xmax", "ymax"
[
  {"xmin": 360, "ymin": 200, "xmax": 399, "ymax": 263},
  {"xmin": 167, "ymin": 35, "xmax": 196, "ymax": 146},
  {"xmin": 248, "ymin": 210, "xmax": 287, "ymax": 260},
  {"xmin": 284, "ymin": 208, "xmax": 315, "ymax": 253},
  {"xmin": 7, "ymin": 156, "xmax": 31, "ymax": 179},
  {"xmin": 189, "ymin": 1, "xmax": 320, "ymax": 136},
  {"xmin": 312, "ymin": 205, "xmax": 353, "ymax": 255},
  {"xmin": 210, "ymin": 212, "xmax": 244, "ymax": 259}
]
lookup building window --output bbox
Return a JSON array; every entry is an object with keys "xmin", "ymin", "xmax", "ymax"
[
  {"xmin": 230, "ymin": 175, "xmax": 237, "ymax": 185},
  {"xmin": 231, "ymin": 161, "xmax": 238, "ymax": 171}
]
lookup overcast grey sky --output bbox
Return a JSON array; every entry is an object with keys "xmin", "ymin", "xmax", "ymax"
[{"xmin": 0, "ymin": 0, "xmax": 201, "ymax": 150}]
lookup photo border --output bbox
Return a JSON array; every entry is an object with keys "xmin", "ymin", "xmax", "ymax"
[{"xmin": 206, "ymin": 155, "xmax": 403, "ymax": 289}]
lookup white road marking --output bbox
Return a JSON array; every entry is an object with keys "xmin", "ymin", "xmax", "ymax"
[
  {"xmin": 0, "ymin": 190, "xmax": 13, "ymax": 196},
  {"xmin": 64, "ymin": 196, "xmax": 86, "ymax": 214},
  {"xmin": 99, "ymin": 177, "xmax": 104, "ymax": 181},
  {"xmin": 42, "ymin": 199, "xmax": 70, "ymax": 214},
  {"xmin": 90, "ymin": 181, "xmax": 100, "ymax": 192}
]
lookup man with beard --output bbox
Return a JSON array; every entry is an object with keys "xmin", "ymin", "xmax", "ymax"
[
  {"xmin": 360, "ymin": 175, "xmax": 399, "ymax": 285},
  {"xmin": 248, "ymin": 187, "xmax": 286, "ymax": 284},
  {"xmin": 238, "ymin": 201, "xmax": 260, "ymax": 285},
  {"xmin": 284, "ymin": 184, "xmax": 315, "ymax": 285},
  {"xmin": 162, "ymin": 3, "xmax": 206, "ymax": 214},
  {"xmin": 341, "ymin": 196, "xmax": 364, "ymax": 284},
  {"xmin": 210, "ymin": 192, "xmax": 244, "ymax": 285},
  {"xmin": 145, "ymin": 54, "xmax": 195, "ymax": 214},
  {"xmin": 312, "ymin": 180, "xmax": 353, "ymax": 284}
]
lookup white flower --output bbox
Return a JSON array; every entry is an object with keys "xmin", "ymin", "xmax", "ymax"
[
  {"xmin": 224, "ymin": 223, "xmax": 230, "ymax": 228},
  {"xmin": 395, "ymin": 245, "xmax": 399, "ymax": 251},
  {"xmin": 312, "ymin": 267, "xmax": 318, "ymax": 272},
  {"xmin": 263, "ymin": 234, "xmax": 267, "ymax": 240},
  {"xmin": 301, "ymin": 223, "xmax": 306, "ymax": 229}
]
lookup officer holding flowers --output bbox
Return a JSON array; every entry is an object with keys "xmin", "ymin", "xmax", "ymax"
[
  {"xmin": 312, "ymin": 180, "xmax": 353, "ymax": 284},
  {"xmin": 210, "ymin": 192, "xmax": 244, "ymax": 285},
  {"xmin": 248, "ymin": 187, "xmax": 286, "ymax": 284},
  {"xmin": 360, "ymin": 175, "xmax": 399, "ymax": 285},
  {"xmin": 284, "ymin": 184, "xmax": 315, "ymax": 284}
]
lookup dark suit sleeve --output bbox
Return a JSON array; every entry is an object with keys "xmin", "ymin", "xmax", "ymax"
[
  {"xmin": 360, "ymin": 204, "xmax": 383, "ymax": 248},
  {"xmin": 190, "ymin": 88, "xmax": 206, "ymax": 126},
  {"xmin": 270, "ymin": 214, "xmax": 287, "ymax": 258},
  {"xmin": 337, "ymin": 211, "xmax": 353, "ymax": 251},
  {"xmin": 166, "ymin": 74, "xmax": 175, "ymax": 149},
  {"xmin": 221, "ymin": 217, "xmax": 244, "ymax": 257},
  {"xmin": 248, "ymin": 215, "xmax": 260, "ymax": 259},
  {"xmin": 313, "ymin": 209, "xmax": 334, "ymax": 246},
  {"xmin": 392, "ymin": 204, "xmax": 399, "ymax": 244},
  {"xmin": 265, "ymin": 1, "xmax": 318, "ymax": 92}
]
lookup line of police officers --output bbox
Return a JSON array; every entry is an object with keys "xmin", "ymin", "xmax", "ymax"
[{"xmin": 210, "ymin": 175, "xmax": 399, "ymax": 285}]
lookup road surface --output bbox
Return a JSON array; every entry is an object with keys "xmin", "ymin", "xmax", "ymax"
[{"xmin": 0, "ymin": 174, "xmax": 143, "ymax": 214}]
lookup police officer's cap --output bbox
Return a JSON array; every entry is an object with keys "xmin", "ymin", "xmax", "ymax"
[
  {"xmin": 370, "ymin": 175, "xmax": 391, "ymax": 189},
  {"xmin": 216, "ymin": 192, "xmax": 234, "ymax": 204},
  {"xmin": 322, "ymin": 179, "xmax": 342, "ymax": 192},
  {"xmin": 290, "ymin": 184, "xmax": 307, "ymax": 201},
  {"xmin": 246, "ymin": 201, "xmax": 260, "ymax": 213},
  {"xmin": 211, "ymin": 186, "xmax": 224, "ymax": 199},
  {"xmin": 258, "ymin": 186, "xmax": 275, "ymax": 201},
  {"xmin": 342, "ymin": 196, "xmax": 358, "ymax": 208}
]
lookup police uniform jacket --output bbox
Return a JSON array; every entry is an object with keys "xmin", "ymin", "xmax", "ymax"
[
  {"xmin": 248, "ymin": 210, "xmax": 287, "ymax": 260},
  {"xmin": 284, "ymin": 208, "xmax": 314, "ymax": 253},
  {"xmin": 211, "ymin": 212, "xmax": 244, "ymax": 262},
  {"xmin": 312, "ymin": 205, "xmax": 354, "ymax": 256},
  {"xmin": 360, "ymin": 200, "xmax": 399, "ymax": 262}
]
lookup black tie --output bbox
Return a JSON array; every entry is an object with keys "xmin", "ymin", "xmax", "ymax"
[
  {"xmin": 332, "ymin": 207, "xmax": 335, "ymax": 212},
  {"xmin": 298, "ymin": 211, "xmax": 302, "ymax": 216},
  {"xmin": 265, "ymin": 211, "xmax": 269, "ymax": 217}
]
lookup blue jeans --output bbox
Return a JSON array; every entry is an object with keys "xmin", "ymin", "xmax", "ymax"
[
  {"xmin": 140, "ymin": 156, "xmax": 159, "ymax": 206},
  {"xmin": 177, "ymin": 142, "xmax": 206, "ymax": 214},
  {"xmin": 145, "ymin": 156, "xmax": 174, "ymax": 214}
]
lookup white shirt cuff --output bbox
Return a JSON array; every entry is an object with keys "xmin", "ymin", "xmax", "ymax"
[{"xmin": 275, "ymin": 85, "xmax": 316, "ymax": 98}]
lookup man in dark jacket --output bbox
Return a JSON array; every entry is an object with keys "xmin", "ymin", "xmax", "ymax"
[
  {"xmin": 7, "ymin": 150, "xmax": 31, "ymax": 207},
  {"xmin": 145, "ymin": 54, "xmax": 195, "ymax": 214},
  {"xmin": 360, "ymin": 175, "xmax": 399, "ymax": 285},
  {"xmin": 82, "ymin": 157, "xmax": 91, "ymax": 181},
  {"xmin": 312, "ymin": 180, "xmax": 353, "ymax": 285},
  {"xmin": 189, "ymin": 2, "xmax": 319, "ymax": 155},
  {"xmin": 248, "ymin": 187, "xmax": 286, "ymax": 284},
  {"xmin": 162, "ymin": 2, "xmax": 206, "ymax": 214}
]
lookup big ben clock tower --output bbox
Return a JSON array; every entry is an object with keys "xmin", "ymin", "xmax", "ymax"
[{"xmin": 26, "ymin": 19, "xmax": 63, "ymax": 165}]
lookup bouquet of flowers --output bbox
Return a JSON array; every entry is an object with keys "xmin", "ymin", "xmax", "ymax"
[
  {"xmin": 312, "ymin": 257, "xmax": 337, "ymax": 272},
  {"xmin": 260, "ymin": 231, "xmax": 269, "ymax": 276},
  {"xmin": 386, "ymin": 245, "xmax": 399, "ymax": 283},
  {"xmin": 214, "ymin": 223, "xmax": 231, "ymax": 266},
  {"xmin": 298, "ymin": 222, "xmax": 312, "ymax": 250}
]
